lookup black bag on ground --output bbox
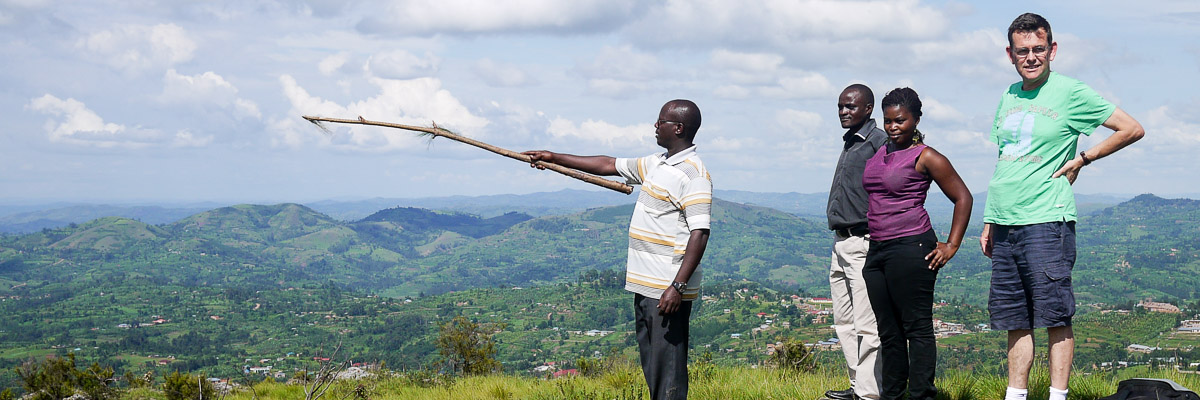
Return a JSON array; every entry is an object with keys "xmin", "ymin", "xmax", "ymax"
[{"xmin": 1099, "ymin": 378, "xmax": 1200, "ymax": 400}]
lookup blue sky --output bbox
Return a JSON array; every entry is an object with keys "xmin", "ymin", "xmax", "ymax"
[{"xmin": 3, "ymin": 0, "xmax": 1198, "ymax": 204}]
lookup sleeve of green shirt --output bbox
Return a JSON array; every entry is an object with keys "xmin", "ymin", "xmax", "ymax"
[
  {"xmin": 1066, "ymin": 81, "xmax": 1116, "ymax": 136},
  {"xmin": 989, "ymin": 87, "xmax": 1010, "ymax": 145}
]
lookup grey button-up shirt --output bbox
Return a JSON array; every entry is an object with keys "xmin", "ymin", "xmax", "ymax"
[{"xmin": 826, "ymin": 119, "xmax": 887, "ymax": 231}]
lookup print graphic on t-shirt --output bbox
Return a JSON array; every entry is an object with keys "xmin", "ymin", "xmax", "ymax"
[{"xmin": 999, "ymin": 111, "xmax": 1035, "ymax": 160}]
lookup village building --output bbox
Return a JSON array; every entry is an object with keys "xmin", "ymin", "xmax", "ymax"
[
  {"xmin": 1138, "ymin": 301, "xmax": 1181, "ymax": 314},
  {"xmin": 1127, "ymin": 344, "xmax": 1160, "ymax": 354},
  {"xmin": 933, "ymin": 319, "xmax": 966, "ymax": 337},
  {"xmin": 1178, "ymin": 320, "xmax": 1200, "ymax": 332}
]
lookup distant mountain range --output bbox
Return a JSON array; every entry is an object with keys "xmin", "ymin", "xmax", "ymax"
[
  {"xmin": 0, "ymin": 204, "xmax": 213, "ymax": 234},
  {"xmin": 1, "ymin": 193, "xmax": 1196, "ymax": 304},
  {"xmin": 0, "ymin": 189, "xmax": 1158, "ymax": 234},
  {"xmin": 0, "ymin": 198, "xmax": 823, "ymax": 298}
]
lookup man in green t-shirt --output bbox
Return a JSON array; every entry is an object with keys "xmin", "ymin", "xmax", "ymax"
[{"xmin": 981, "ymin": 13, "xmax": 1145, "ymax": 400}]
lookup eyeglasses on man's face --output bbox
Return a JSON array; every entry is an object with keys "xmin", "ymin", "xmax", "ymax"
[
  {"xmin": 655, "ymin": 119, "xmax": 683, "ymax": 128},
  {"xmin": 1012, "ymin": 45, "xmax": 1049, "ymax": 59}
]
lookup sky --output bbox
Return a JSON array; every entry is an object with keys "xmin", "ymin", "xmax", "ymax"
[{"xmin": 2, "ymin": 0, "xmax": 1198, "ymax": 204}]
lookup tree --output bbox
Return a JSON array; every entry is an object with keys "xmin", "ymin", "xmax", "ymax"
[
  {"xmin": 15, "ymin": 353, "xmax": 118, "ymax": 400},
  {"xmin": 76, "ymin": 362, "xmax": 117, "ymax": 400},
  {"xmin": 16, "ymin": 355, "xmax": 76, "ymax": 400},
  {"xmin": 437, "ymin": 316, "xmax": 503, "ymax": 376},
  {"xmin": 767, "ymin": 339, "xmax": 817, "ymax": 373},
  {"xmin": 161, "ymin": 371, "xmax": 215, "ymax": 400}
]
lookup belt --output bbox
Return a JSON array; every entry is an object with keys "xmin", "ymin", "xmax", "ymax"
[{"xmin": 834, "ymin": 224, "xmax": 869, "ymax": 237}]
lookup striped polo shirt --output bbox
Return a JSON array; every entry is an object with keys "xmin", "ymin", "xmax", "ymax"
[{"xmin": 615, "ymin": 145, "xmax": 712, "ymax": 301}]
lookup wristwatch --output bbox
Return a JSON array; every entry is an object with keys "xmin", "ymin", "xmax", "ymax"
[{"xmin": 671, "ymin": 281, "xmax": 688, "ymax": 294}]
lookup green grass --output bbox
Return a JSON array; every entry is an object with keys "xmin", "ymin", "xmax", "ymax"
[
  {"xmin": 209, "ymin": 365, "xmax": 1200, "ymax": 400},
  {"xmin": 0, "ymin": 346, "xmax": 54, "ymax": 359}
]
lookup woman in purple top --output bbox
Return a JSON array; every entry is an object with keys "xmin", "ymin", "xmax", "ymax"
[{"xmin": 862, "ymin": 88, "xmax": 973, "ymax": 400}]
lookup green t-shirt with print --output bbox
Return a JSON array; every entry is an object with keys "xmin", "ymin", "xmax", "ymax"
[{"xmin": 984, "ymin": 72, "xmax": 1115, "ymax": 226}]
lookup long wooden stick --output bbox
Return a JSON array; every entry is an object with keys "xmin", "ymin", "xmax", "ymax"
[{"xmin": 302, "ymin": 115, "xmax": 633, "ymax": 195}]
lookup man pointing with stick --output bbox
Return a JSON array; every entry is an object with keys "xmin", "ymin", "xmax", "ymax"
[{"xmin": 524, "ymin": 99, "xmax": 711, "ymax": 400}]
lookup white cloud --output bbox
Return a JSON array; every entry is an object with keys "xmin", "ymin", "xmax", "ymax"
[
  {"xmin": 710, "ymin": 49, "xmax": 784, "ymax": 73},
  {"xmin": 318, "ymin": 53, "xmax": 350, "ymax": 76},
  {"xmin": 1141, "ymin": 105, "xmax": 1200, "ymax": 154},
  {"xmin": 159, "ymin": 69, "xmax": 261, "ymax": 119},
  {"xmin": 365, "ymin": 50, "xmax": 440, "ymax": 80},
  {"xmin": 78, "ymin": 23, "xmax": 196, "ymax": 74},
  {"xmin": 586, "ymin": 79, "xmax": 645, "ymax": 99},
  {"xmin": 717, "ymin": 71, "xmax": 834, "ymax": 100},
  {"xmin": 713, "ymin": 85, "xmax": 751, "ymax": 99},
  {"xmin": 575, "ymin": 45, "xmax": 660, "ymax": 98},
  {"xmin": 235, "ymin": 98, "xmax": 262, "ymax": 120},
  {"xmin": 473, "ymin": 58, "xmax": 537, "ymax": 87},
  {"xmin": 576, "ymin": 45, "xmax": 661, "ymax": 81},
  {"xmin": 276, "ymin": 74, "xmax": 489, "ymax": 151},
  {"xmin": 297, "ymin": 0, "xmax": 355, "ymax": 18},
  {"xmin": 1045, "ymin": 33, "xmax": 1108, "ymax": 76},
  {"xmin": 706, "ymin": 136, "xmax": 748, "ymax": 151},
  {"xmin": 709, "ymin": 49, "xmax": 785, "ymax": 85},
  {"xmin": 764, "ymin": 109, "xmax": 827, "ymax": 155},
  {"xmin": 267, "ymin": 117, "xmax": 309, "ymax": 148},
  {"xmin": 161, "ymin": 69, "xmax": 236, "ymax": 102},
  {"xmin": 909, "ymin": 29, "xmax": 1010, "ymax": 81},
  {"xmin": 1, "ymin": 0, "xmax": 52, "ymax": 6},
  {"xmin": 775, "ymin": 109, "xmax": 823, "ymax": 136},
  {"xmin": 921, "ymin": 97, "xmax": 967, "ymax": 123},
  {"xmin": 356, "ymin": 0, "xmax": 638, "ymax": 35},
  {"xmin": 546, "ymin": 117, "xmax": 650, "ymax": 149},
  {"xmin": 706, "ymin": 49, "xmax": 834, "ymax": 100},
  {"xmin": 768, "ymin": 72, "xmax": 836, "ymax": 99},
  {"xmin": 923, "ymin": 128, "xmax": 992, "ymax": 153},
  {"xmin": 28, "ymin": 94, "xmax": 122, "ymax": 138},
  {"xmin": 172, "ymin": 130, "xmax": 214, "ymax": 147},
  {"xmin": 625, "ymin": 0, "xmax": 948, "ymax": 50},
  {"xmin": 472, "ymin": 100, "xmax": 546, "ymax": 144},
  {"xmin": 27, "ymin": 94, "xmax": 159, "ymax": 148},
  {"xmin": 3, "ymin": 1, "xmax": 1192, "ymax": 201}
]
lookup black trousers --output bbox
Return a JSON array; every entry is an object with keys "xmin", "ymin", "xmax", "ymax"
[
  {"xmin": 634, "ymin": 293, "xmax": 692, "ymax": 400},
  {"xmin": 863, "ymin": 230, "xmax": 939, "ymax": 400}
]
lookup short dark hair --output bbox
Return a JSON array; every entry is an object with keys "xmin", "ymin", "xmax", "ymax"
[
  {"xmin": 667, "ymin": 99, "xmax": 701, "ymax": 139},
  {"xmin": 1008, "ymin": 13, "xmax": 1052, "ymax": 48},
  {"xmin": 844, "ymin": 84, "xmax": 875, "ymax": 106},
  {"xmin": 880, "ymin": 87, "xmax": 922, "ymax": 119}
]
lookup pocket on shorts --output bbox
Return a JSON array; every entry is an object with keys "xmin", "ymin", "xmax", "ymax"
[
  {"xmin": 1044, "ymin": 261, "xmax": 1071, "ymax": 281},
  {"xmin": 1041, "ymin": 261, "xmax": 1076, "ymax": 321}
]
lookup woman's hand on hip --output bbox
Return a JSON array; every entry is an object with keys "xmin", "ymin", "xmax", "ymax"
[{"xmin": 925, "ymin": 242, "xmax": 959, "ymax": 270}]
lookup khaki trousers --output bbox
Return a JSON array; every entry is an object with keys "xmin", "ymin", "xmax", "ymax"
[{"xmin": 830, "ymin": 233, "xmax": 882, "ymax": 399}]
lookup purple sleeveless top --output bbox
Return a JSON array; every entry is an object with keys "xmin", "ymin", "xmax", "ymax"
[{"xmin": 863, "ymin": 144, "xmax": 933, "ymax": 241}]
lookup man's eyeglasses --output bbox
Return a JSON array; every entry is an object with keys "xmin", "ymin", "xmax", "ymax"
[
  {"xmin": 655, "ymin": 119, "xmax": 683, "ymax": 128},
  {"xmin": 1012, "ymin": 45, "xmax": 1049, "ymax": 59}
]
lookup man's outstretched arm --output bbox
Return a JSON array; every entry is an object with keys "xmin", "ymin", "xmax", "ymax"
[{"xmin": 522, "ymin": 150, "xmax": 618, "ymax": 177}]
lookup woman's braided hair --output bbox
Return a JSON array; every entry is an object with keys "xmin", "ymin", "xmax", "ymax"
[{"xmin": 881, "ymin": 87, "xmax": 924, "ymax": 144}]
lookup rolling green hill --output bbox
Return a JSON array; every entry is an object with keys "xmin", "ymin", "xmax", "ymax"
[
  {"xmin": 0, "ymin": 194, "xmax": 1198, "ymax": 391},
  {"xmin": 1, "ymin": 194, "xmax": 1197, "ymax": 304},
  {"xmin": 0, "ymin": 199, "xmax": 831, "ymax": 299}
]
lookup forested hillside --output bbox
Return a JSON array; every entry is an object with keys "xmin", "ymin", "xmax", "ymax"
[
  {"xmin": 0, "ymin": 199, "xmax": 831, "ymax": 299},
  {"xmin": 0, "ymin": 194, "xmax": 1198, "ymax": 391},
  {"xmin": 2, "ymin": 195, "xmax": 1197, "ymax": 305}
]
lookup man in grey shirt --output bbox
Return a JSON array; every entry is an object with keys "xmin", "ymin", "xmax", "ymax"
[{"xmin": 824, "ymin": 84, "xmax": 886, "ymax": 400}]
